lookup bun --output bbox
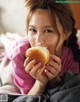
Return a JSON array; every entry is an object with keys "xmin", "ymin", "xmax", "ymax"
[{"xmin": 25, "ymin": 46, "xmax": 50, "ymax": 66}]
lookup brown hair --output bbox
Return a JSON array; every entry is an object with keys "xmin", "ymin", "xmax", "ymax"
[
  {"xmin": 25, "ymin": 0, "xmax": 80, "ymax": 62},
  {"xmin": 25, "ymin": 0, "xmax": 73, "ymax": 33}
]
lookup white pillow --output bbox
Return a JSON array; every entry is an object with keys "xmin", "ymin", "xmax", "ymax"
[{"xmin": 0, "ymin": 32, "xmax": 23, "ymax": 59}]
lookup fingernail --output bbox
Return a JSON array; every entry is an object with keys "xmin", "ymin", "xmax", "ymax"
[
  {"xmin": 32, "ymin": 60, "xmax": 36, "ymax": 63},
  {"xmin": 38, "ymin": 63, "xmax": 41, "ymax": 66},
  {"xmin": 27, "ymin": 57, "xmax": 29, "ymax": 60}
]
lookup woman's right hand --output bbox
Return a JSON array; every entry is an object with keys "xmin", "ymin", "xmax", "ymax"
[{"xmin": 24, "ymin": 57, "xmax": 49, "ymax": 85}]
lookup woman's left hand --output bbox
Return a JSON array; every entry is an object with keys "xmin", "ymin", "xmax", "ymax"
[{"xmin": 44, "ymin": 54, "xmax": 61, "ymax": 81}]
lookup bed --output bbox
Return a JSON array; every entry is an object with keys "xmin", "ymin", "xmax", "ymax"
[
  {"xmin": 0, "ymin": 31, "xmax": 80, "ymax": 102},
  {"xmin": 0, "ymin": 70, "xmax": 80, "ymax": 102},
  {"xmin": 0, "ymin": 1, "xmax": 80, "ymax": 101}
]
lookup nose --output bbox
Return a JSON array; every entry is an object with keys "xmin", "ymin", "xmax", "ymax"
[{"xmin": 35, "ymin": 33, "xmax": 44, "ymax": 46}]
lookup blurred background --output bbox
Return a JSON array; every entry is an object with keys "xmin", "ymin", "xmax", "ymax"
[
  {"xmin": 0, "ymin": 0, "xmax": 80, "ymax": 35},
  {"xmin": 0, "ymin": 0, "xmax": 26, "ymax": 35}
]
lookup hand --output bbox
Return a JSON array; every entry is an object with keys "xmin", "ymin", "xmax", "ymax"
[
  {"xmin": 24, "ymin": 58, "xmax": 48, "ymax": 85},
  {"xmin": 44, "ymin": 54, "xmax": 61, "ymax": 81}
]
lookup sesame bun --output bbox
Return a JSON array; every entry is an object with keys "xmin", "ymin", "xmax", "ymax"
[{"xmin": 25, "ymin": 46, "xmax": 50, "ymax": 66}]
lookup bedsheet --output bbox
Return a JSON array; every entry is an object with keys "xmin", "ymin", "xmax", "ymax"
[{"xmin": 0, "ymin": 71, "xmax": 80, "ymax": 102}]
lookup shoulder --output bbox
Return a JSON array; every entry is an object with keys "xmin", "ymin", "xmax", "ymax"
[
  {"xmin": 14, "ymin": 37, "xmax": 30, "ymax": 48},
  {"xmin": 61, "ymin": 47, "xmax": 73, "ymax": 60},
  {"xmin": 11, "ymin": 37, "xmax": 30, "ymax": 59},
  {"xmin": 60, "ymin": 47, "xmax": 79, "ymax": 75}
]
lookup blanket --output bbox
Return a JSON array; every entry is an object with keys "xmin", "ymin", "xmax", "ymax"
[{"xmin": 0, "ymin": 71, "xmax": 80, "ymax": 102}]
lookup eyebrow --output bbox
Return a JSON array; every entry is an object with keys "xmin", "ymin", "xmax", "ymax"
[{"xmin": 29, "ymin": 25, "xmax": 54, "ymax": 28}]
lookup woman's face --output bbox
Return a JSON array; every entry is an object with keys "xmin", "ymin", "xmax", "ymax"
[{"xmin": 27, "ymin": 9, "xmax": 67, "ymax": 56}]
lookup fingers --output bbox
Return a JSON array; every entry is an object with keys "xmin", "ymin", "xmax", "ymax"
[
  {"xmin": 46, "ymin": 65, "xmax": 58, "ymax": 75},
  {"xmin": 36, "ymin": 65, "xmax": 45, "ymax": 76},
  {"xmin": 25, "ymin": 59, "xmax": 36, "ymax": 72},
  {"xmin": 48, "ymin": 54, "xmax": 61, "ymax": 72},
  {"xmin": 44, "ymin": 69, "xmax": 55, "ymax": 81},
  {"xmin": 24, "ymin": 54, "xmax": 61, "ymax": 82},
  {"xmin": 50, "ymin": 54, "xmax": 61, "ymax": 67},
  {"xmin": 45, "ymin": 65, "xmax": 58, "ymax": 81},
  {"xmin": 29, "ymin": 63, "xmax": 41, "ymax": 77},
  {"xmin": 24, "ymin": 58, "xmax": 42, "ymax": 77},
  {"xmin": 48, "ymin": 60, "xmax": 61, "ymax": 72},
  {"xmin": 24, "ymin": 57, "xmax": 29, "ymax": 67},
  {"xmin": 45, "ymin": 54, "xmax": 61, "ymax": 81},
  {"xmin": 30, "ymin": 65, "xmax": 45, "ymax": 79},
  {"xmin": 24, "ymin": 57, "xmax": 45, "ymax": 79}
]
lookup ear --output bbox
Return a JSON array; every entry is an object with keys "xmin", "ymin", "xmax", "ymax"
[{"xmin": 65, "ymin": 31, "xmax": 72, "ymax": 40}]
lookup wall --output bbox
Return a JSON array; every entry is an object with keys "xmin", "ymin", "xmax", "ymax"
[
  {"xmin": 0, "ymin": 0, "xmax": 27, "ymax": 35},
  {"xmin": 69, "ymin": 4, "xmax": 80, "ymax": 29}
]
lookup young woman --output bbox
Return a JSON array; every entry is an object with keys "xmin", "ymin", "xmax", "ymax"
[{"xmin": 0, "ymin": 0, "xmax": 80, "ymax": 95}]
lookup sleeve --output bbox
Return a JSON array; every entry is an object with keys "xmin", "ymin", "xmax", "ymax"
[
  {"xmin": 69, "ymin": 58, "xmax": 79, "ymax": 74},
  {"xmin": 11, "ymin": 38, "xmax": 35, "ymax": 94},
  {"xmin": 60, "ymin": 47, "xmax": 79, "ymax": 76},
  {"xmin": 66, "ymin": 48, "xmax": 80, "ymax": 74}
]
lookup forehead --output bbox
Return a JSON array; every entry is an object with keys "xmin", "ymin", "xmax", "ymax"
[
  {"xmin": 29, "ymin": 9, "xmax": 53, "ymax": 26},
  {"xmin": 28, "ymin": 9, "xmax": 63, "ymax": 34},
  {"xmin": 29, "ymin": 9, "xmax": 61, "ymax": 26}
]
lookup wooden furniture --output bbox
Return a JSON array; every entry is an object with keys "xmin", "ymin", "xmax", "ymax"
[{"xmin": 69, "ymin": 4, "xmax": 80, "ymax": 29}]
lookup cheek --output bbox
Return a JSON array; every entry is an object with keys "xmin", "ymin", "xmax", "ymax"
[
  {"xmin": 28, "ymin": 35, "xmax": 35, "ymax": 47},
  {"xmin": 45, "ymin": 37, "xmax": 59, "ymax": 54}
]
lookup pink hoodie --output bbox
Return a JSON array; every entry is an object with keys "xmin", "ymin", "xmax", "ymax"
[{"xmin": 10, "ymin": 37, "xmax": 79, "ymax": 94}]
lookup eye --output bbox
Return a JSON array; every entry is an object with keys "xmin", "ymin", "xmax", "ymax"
[
  {"xmin": 45, "ymin": 29, "xmax": 53, "ymax": 33},
  {"xmin": 29, "ymin": 28, "xmax": 36, "ymax": 32}
]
